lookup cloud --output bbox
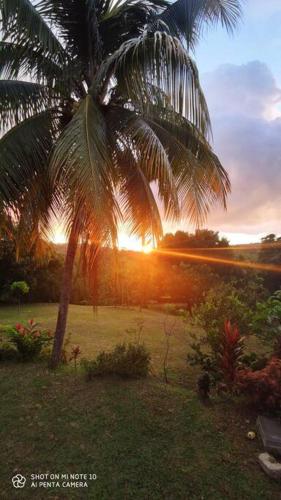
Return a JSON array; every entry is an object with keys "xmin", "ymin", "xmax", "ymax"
[
  {"xmin": 203, "ymin": 61, "xmax": 281, "ymax": 119},
  {"xmin": 201, "ymin": 61, "xmax": 281, "ymax": 234}
]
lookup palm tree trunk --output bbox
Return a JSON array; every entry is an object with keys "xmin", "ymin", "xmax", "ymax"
[{"xmin": 49, "ymin": 223, "xmax": 79, "ymax": 368}]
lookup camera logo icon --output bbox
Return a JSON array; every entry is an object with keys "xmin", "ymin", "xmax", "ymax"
[{"xmin": 12, "ymin": 474, "xmax": 26, "ymax": 488}]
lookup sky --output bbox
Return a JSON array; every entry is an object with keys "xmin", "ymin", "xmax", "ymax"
[{"xmin": 183, "ymin": 0, "xmax": 281, "ymax": 244}]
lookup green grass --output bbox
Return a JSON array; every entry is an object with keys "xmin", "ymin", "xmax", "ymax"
[
  {"xmin": 0, "ymin": 304, "xmax": 189, "ymax": 374},
  {"xmin": 0, "ymin": 304, "xmax": 280, "ymax": 499}
]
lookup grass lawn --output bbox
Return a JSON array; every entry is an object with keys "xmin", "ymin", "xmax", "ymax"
[
  {"xmin": 0, "ymin": 304, "xmax": 280, "ymax": 499},
  {"xmin": 0, "ymin": 304, "xmax": 189, "ymax": 375}
]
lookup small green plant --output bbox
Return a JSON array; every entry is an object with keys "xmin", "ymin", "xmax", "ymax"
[
  {"xmin": 8, "ymin": 319, "xmax": 52, "ymax": 361},
  {"xmin": 252, "ymin": 290, "xmax": 281, "ymax": 356},
  {"xmin": 10, "ymin": 281, "xmax": 30, "ymax": 312},
  {"xmin": 83, "ymin": 342, "xmax": 151, "ymax": 380}
]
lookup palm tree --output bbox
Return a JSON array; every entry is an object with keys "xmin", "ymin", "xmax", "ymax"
[{"xmin": 0, "ymin": 0, "xmax": 241, "ymax": 368}]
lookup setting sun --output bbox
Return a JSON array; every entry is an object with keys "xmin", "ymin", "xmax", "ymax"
[
  {"xmin": 50, "ymin": 224, "xmax": 67, "ymax": 245},
  {"xmin": 142, "ymin": 244, "xmax": 153, "ymax": 254}
]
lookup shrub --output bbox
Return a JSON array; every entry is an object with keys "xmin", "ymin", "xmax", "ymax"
[
  {"xmin": 187, "ymin": 283, "xmax": 253, "ymax": 380},
  {"xmin": 251, "ymin": 290, "xmax": 281, "ymax": 356},
  {"xmin": 8, "ymin": 319, "xmax": 52, "ymax": 361},
  {"xmin": 217, "ymin": 321, "xmax": 244, "ymax": 391},
  {"xmin": 188, "ymin": 320, "xmax": 245, "ymax": 387},
  {"xmin": 83, "ymin": 342, "xmax": 151, "ymax": 380},
  {"xmin": 189, "ymin": 282, "xmax": 253, "ymax": 337},
  {"xmin": 238, "ymin": 357, "xmax": 281, "ymax": 411}
]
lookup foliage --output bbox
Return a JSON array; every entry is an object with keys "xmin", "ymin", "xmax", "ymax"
[
  {"xmin": 189, "ymin": 282, "xmax": 253, "ymax": 337},
  {"xmin": 187, "ymin": 319, "xmax": 245, "ymax": 386},
  {"xmin": 240, "ymin": 352, "xmax": 268, "ymax": 371},
  {"xmin": 8, "ymin": 319, "xmax": 52, "ymax": 361},
  {"xmin": 10, "ymin": 281, "xmax": 29, "ymax": 295},
  {"xmin": 258, "ymin": 233, "xmax": 281, "ymax": 292},
  {"xmin": 160, "ymin": 229, "xmax": 229, "ymax": 249},
  {"xmin": 252, "ymin": 290, "xmax": 281, "ymax": 355},
  {"xmin": 217, "ymin": 321, "xmax": 244, "ymax": 391},
  {"xmin": 83, "ymin": 342, "xmax": 151, "ymax": 380},
  {"xmin": 10, "ymin": 280, "xmax": 30, "ymax": 306},
  {"xmin": 238, "ymin": 357, "xmax": 281, "ymax": 411},
  {"xmin": 0, "ymin": 241, "xmax": 63, "ymax": 303}
]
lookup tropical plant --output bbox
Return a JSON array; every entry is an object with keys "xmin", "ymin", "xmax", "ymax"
[
  {"xmin": 8, "ymin": 318, "xmax": 52, "ymax": 360},
  {"xmin": 10, "ymin": 280, "xmax": 29, "ymax": 311},
  {"xmin": 0, "ymin": 0, "xmax": 241, "ymax": 367},
  {"xmin": 217, "ymin": 320, "xmax": 244, "ymax": 391}
]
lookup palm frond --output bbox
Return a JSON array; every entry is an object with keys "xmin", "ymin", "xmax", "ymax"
[
  {"xmin": 153, "ymin": 0, "xmax": 242, "ymax": 50},
  {"xmin": 1, "ymin": 0, "xmax": 66, "ymax": 63},
  {"xmin": 0, "ymin": 41, "xmax": 62, "ymax": 82},
  {"xmin": 107, "ymin": 105, "xmax": 179, "ymax": 221},
  {"xmin": 143, "ymin": 107, "xmax": 230, "ymax": 224},
  {"xmin": 0, "ymin": 79, "xmax": 58, "ymax": 130},
  {"xmin": 50, "ymin": 95, "xmax": 120, "ymax": 237},
  {"xmin": 0, "ymin": 109, "xmax": 59, "ymax": 201},
  {"xmin": 113, "ymin": 142, "xmax": 163, "ymax": 242},
  {"xmin": 95, "ymin": 31, "xmax": 211, "ymax": 136}
]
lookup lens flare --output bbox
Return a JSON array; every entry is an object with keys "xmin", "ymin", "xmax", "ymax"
[{"xmin": 154, "ymin": 248, "xmax": 281, "ymax": 274}]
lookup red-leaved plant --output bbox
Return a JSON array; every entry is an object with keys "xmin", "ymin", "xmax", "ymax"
[
  {"xmin": 9, "ymin": 319, "xmax": 52, "ymax": 361},
  {"xmin": 217, "ymin": 320, "xmax": 244, "ymax": 391},
  {"xmin": 237, "ymin": 357, "xmax": 281, "ymax": 410}
]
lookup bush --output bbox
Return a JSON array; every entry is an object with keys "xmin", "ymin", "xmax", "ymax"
[
  {"xmin": 187, "ymin": 320, "xmax": 245, "ymax": 387},
  {"xmin": 238, "ymin": 357, "xmax": 281, "ymax": 411},
  {"xmin": 83, "ymin": 342, "xmax": 151, "ymax": 380},
  {"xmin": 187, "ymin": 283, "xmax": 253, "ymax": 380},
  {"xmin": 251, "ymin": 290, "xmax": 281, "ymax": 355},
  {"xmin": 189, "ymin": 282, "xmax": 253, "ymax": 337},
  {"xmin": 8, "ymin": 319, "xmax": 52, "ymax": 361}
]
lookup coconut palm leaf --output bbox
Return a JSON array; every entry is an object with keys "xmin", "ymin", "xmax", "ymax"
[
  {"xmin": 1, "ymin": 0, "xmax": 66, "ymax": 63},
  {"xmin": 50, "ymin": 95, "xmax": 120, "ymax": 236},
  {"xmin": 107, "ymin": 105, "xmax": 179, "ymax": 221},
  {"xmin": 143, "ymin": 110, "xmax": 230, "ymax": 223},
  {"xmin": 154, "ymin": 0, "xmax": 242, "ymax": 49},
  {"xmin": 114, "ymin": 142, "xmax": 163, "ymax": 242},
  {"xmin": 0, "ymin": 79, "xmax": 58, "ymax": 130},
  {"xmin": 96, "ymin": 31, "xmax": 211, "ymax": 135},
  {"xmin": 0, "ymin": 109, "xmax": 59, "ymax": 200},
  {"xmin": 0, "ymin": 41, "xmax": 68, "ymax": 85}
]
